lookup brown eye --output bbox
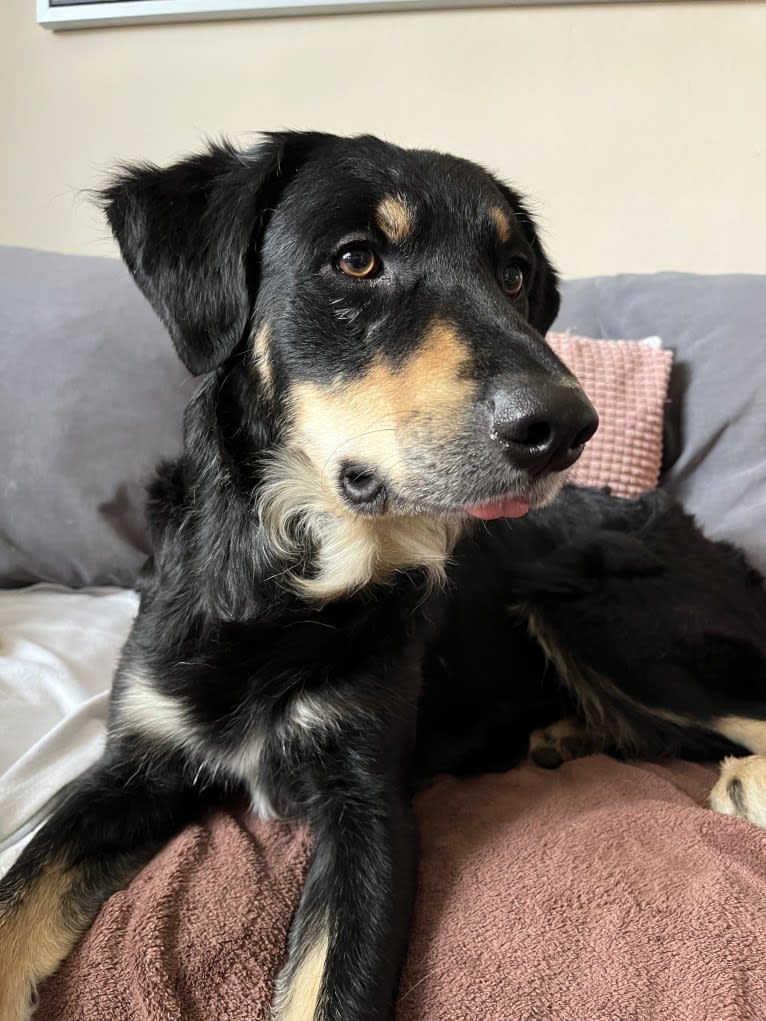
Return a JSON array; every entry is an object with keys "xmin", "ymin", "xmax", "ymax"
[
  {"xmin": 337, "ymin": 245, "xmax": 380, "ymax": 279},
  {"xmin": 501, "ymin": 263, "xmax": 524, "ymax": 297}
]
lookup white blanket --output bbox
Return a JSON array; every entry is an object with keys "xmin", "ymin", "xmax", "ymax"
[{"xmin": 0, "ymin": 584, "xmax": 137, "ymax": 874}]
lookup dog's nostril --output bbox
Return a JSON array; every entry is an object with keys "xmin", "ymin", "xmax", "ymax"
[
  {"xmin": 513, "ymin": 420, "xmax": 551, "ymax": 450},
  {"xmin": 339, "ymin": 464, "xmax": 385, "ymax": 508},
  {"xmin": 571, "ymin": 419, "xmax": 598, "ymax": 451}
]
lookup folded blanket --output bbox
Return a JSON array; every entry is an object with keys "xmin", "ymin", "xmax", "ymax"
[
  {"xmin": 39, "ymin": 757, "xmax": 766, "ymax": 1020},
  {"xmin": 38, "ymin": 812, "xmax": 312, "ymax": 1021}
]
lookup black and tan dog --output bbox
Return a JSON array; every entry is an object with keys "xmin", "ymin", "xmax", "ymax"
[{"xmin": 1, "ymin": 132, "xmax": 765, "ymax": 1021}]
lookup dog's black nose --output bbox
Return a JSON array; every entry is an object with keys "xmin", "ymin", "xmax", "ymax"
[{"xmin": 492, "ymin": 382, "xmax": 599, "ymax": 476}]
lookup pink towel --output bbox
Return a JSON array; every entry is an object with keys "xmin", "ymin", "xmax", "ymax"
[
  {"xmin": 38, "ymin": 760, "xmax": 766, "ymax": 1020},
  {"xmin": 547, "ymin": 333, "xmax": 673, "ymax": 498},
  {"xmin": 398, "ymin": 759, "xmax": 766, "ymax": 1021},
  {"xmin": 38, "ymin": 810, "xmax": 312, "ymax": 1021}
]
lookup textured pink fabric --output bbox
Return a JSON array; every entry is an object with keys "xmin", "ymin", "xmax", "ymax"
[
  {"xmin": 399, "ymin": 759, "xmax": 766, "ymax": 1021},
  {"xmin": 38, "ymin": 761, "xmax": 766, "ymax": 1020},
  {"xmin": 547, "ymin": 333, "xmax": 673, "ymax": 498},
  {"xmin": 37, "ymin": 808, "xmax": 312, "ymax": 1021}
]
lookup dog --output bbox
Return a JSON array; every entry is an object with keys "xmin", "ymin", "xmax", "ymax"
[{"xmin": 1, "ymin": 131, "xmax": 765, "ymax": 1021}]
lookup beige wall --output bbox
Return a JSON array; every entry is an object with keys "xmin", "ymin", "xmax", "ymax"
[{"xmin": 1, "ymin": 0, "xmax": 764, "ymax": 277}]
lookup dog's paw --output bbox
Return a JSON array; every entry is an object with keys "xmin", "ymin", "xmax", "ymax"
[
  {"xmin": 710, "ymin": 755, "xmax": 766, "ymax": 829},
  {"xmin": 528, "ymin": 717, "xmax": 596, "ymax": 769}
]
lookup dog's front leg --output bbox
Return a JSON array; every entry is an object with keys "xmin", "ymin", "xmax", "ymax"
[
  {"xmin": 272, "ymin": 749, "xmax": 416, "ymax": 1021},
  {"xmin": 0, "ymin": 750, "xmax": 200, "ymax": 1021}
]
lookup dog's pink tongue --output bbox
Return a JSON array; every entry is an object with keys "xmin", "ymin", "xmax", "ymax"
[{"xmin": 466, "ymin": 498, "xmax": 530, "ymax": 520}]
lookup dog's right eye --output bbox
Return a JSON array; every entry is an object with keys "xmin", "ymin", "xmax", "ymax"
[{"xmin": 336, "ymin": 245, "xmax": 380, "ymax": 279}]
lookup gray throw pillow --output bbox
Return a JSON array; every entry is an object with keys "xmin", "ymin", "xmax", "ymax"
[
  {"xmin": 555, "ymin": 273, "xmax": 766, "ymax": 573},
  {"xmin": 0, "ymin": 246, "xmax": 192, "ymax": 587}
]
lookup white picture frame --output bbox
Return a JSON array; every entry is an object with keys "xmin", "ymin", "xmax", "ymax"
[{"xmin": 37, "ymin": 0, "xmax": 640, "ymax": 31}]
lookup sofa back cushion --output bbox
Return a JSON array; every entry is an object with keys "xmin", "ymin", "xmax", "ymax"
[{"xmin": 0, "ymin": 246, "xmax": 191, "ymax": 587}]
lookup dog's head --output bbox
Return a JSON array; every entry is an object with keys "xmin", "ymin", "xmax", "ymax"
[{"xmin": 103, "ymin": 132, "xmax": 597, "ymax": 600}]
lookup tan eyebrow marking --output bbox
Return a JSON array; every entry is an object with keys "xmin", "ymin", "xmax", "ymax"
[
  {"xmin": 375, "ymin": 195, "xmax": 414, "ymax": 244},
  {"xmin": 490, "ymin": 206, "xmax": 513, "ymax": 245}
]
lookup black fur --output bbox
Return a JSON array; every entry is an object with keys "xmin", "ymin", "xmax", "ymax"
[
  {"xmin": 419, "ymin": 486, "xmax": 766, "ymax": 776},
  {"xmin": 1, "ymin": 132, "xmax": 765, "ymax": 1021}
]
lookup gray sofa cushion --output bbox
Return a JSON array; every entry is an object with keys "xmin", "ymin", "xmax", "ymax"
[
  {"xmin": 0, "ymin": 246, "xmax": 763, "ymax": 587},
  {"xmin": 0, "ymin": 247, "xmax": 192, "ymax": 587},
  {"xmin": 554, "ymin": 273, "xmax": 766, "ymax": 572}
]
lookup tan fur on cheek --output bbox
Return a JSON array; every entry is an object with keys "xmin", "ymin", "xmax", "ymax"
[
  {"xmin": 288, "ymin": 319, "xmax": 475, "ymax": 491},
  {"xmin": 257, "ymin": 320, "xmax": 474, "ymax": 601},
  {"xmin": 376, "ymin": 195, "xmax": 414, "ymax": 244}
]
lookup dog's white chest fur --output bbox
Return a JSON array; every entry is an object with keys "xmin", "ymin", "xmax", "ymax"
[{"xmin": 115, "ymin": 669, "xmax": 343, "ymax": 820}]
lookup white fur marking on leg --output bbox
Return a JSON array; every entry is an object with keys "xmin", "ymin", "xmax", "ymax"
[
  {"xmin": 272, "ymin": 931, "xmax": 329, "ymax": 1021},
  {"xmin": 711, "ymin": 716, "xmax": 766, "ymax": 755}
]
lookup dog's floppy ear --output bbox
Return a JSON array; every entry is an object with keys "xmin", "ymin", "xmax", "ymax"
[
  {"xmin": 101, "ymin": 133, "xmax": 320, "ymax": 375},
  {"xmin": 495, "ymin": 182, "xmax": 561, "ymax": 336}
]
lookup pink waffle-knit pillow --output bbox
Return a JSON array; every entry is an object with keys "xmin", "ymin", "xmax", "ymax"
[{"xmin": 547, "ymin": 333, "xmax": 673, "ymax": 498}]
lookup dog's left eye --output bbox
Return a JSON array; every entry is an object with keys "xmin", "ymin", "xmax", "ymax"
[
  {"xmin": 337, "ymin": 245, "xmax": 380, "ymax": 279},
  {"xmin": 500, "ymin": 263, "xmax": 525, "ymax": 297}
]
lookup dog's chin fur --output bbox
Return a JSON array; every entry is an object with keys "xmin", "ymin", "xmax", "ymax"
[
  {"xmin": 257, "ymin": 445, "xmax": 466, "ymax": 602},
  {"xmin": 393, "ymin": 466, "xmax": 569, "ymax": 519},
  {"xmin": 257, "ymin": 447, "xmax": 571, "ymax": 603}
]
